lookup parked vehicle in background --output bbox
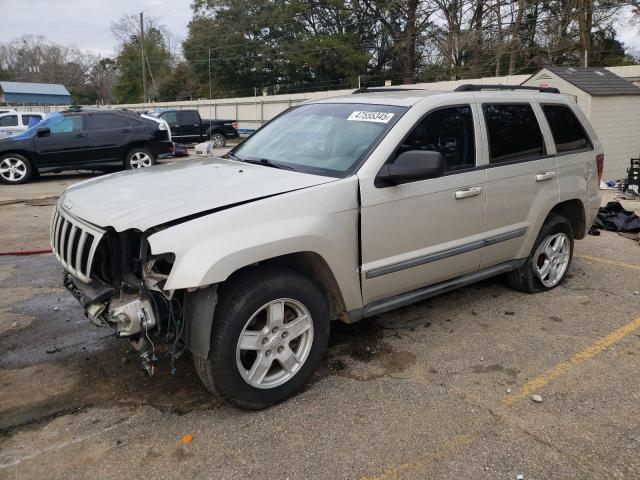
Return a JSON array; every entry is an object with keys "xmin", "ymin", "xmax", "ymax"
[
  {"xmin": 0, "ymin": 111, "xmax": 44, "ymax": 138},
  {"xmin": 52, "ymin": 86, "xmax": 602, "ymax": 409},
  {"xmin": 150, "ymin": 109, "xmax": 238, "ymax": 147},
  {"xmin": 0, "ymin": 108, "xmax": 16, "ymax": 114},
  {"xmin": 0, "ymin": 108, "xmax": 173, "ymax": 184}
]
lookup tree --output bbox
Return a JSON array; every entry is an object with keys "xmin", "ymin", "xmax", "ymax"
[{"xmin": 111, "ymin": 15, "xmax": 174, "ymax": 103}]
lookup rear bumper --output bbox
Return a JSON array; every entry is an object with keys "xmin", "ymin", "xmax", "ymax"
[{"xmin": 153, "ymin": 141, "xmax": 174, "ymax": 159}]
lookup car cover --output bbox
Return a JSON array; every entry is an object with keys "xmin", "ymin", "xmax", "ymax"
[{"xmin": 594, "ymin": 201, "xmax": 640, "ymax": 232}]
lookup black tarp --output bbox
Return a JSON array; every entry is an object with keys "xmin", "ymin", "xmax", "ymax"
[{"xmin": 594, "ymin": 201, "xmax": 640, "ymax": 232}]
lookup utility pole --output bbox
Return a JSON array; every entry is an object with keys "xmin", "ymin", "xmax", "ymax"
[
  {"xmin": 208, "ymin": 49, "xmax": 212, "ymax": 99},
  {"xmin": 140, "ymin": 12, "xmax": 146, "ymax": 104}
]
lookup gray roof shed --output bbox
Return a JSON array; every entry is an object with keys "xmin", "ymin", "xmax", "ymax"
[{"xmin": 544, "ymin": 67, "xmax": 640, "ymax": 96}]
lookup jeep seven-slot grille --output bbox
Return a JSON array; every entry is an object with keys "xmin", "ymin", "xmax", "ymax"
[{"xmin": 50, "ymin": 205, "xmax": 105, "ymax": 283}]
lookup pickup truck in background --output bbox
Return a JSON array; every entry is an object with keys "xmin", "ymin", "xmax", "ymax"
[{"xmin": 150, "ymin": 109, "xmax": 239, "ymax": 147}]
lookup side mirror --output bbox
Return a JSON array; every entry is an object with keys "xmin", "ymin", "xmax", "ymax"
[
  {"xmin": 377, "ymin": 150, "xmax": 445, "ymax": 186},
  {"xmin": 37, "ymin": 127, "xmax": 51, "ymax": 137}
]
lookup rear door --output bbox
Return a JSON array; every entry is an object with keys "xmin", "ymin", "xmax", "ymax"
[
  {"xmin": 33, "ymin": 114, "xmax": 88, "ymax": 167},
  {"xmin": 359, "ymin": 103, "xmax": 487, "ymax": 304},
  {"xmin": 480, "ymin": 101, "xmax": 559, "ymax": 267},
  {"xmin": 86, "ymin": 113, "xmax": 133, "ymax": 162},
  {"xmin": 176, "ymin": 110, "xmax": 201, "ymax": 142}
]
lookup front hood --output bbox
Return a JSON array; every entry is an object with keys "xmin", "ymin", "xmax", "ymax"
[{"xmin": 62, "ymin": 157, "xmax": 336, "ymax": 232}]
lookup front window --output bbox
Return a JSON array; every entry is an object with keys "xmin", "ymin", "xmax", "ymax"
[{"xmin": 231, "ymin": 103, "xmax": 406, "ymax": 177}]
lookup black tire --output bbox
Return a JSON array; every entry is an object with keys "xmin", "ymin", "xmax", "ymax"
[
  {"xmin": 194, "ymin": 267, "xmax": 330, "ymax": 410},
  {"xmin": 124, "ymin": 147, "xmax": 156, "ymax": 169},
  {"xmin": 506, "ymin": 213, "xmax": 574, "ymax": 293},
  {"xmin": 0, "ymin": 153, "xmax": 34, "ymax": 185},
  {"xmin": 209, "ymin": 133, "xmax": 226, "ymax": 148}
]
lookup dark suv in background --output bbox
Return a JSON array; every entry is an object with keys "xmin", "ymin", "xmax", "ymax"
[{"xmin": 0, "ymin": 108, "xmax": 173, "ymax": 185}]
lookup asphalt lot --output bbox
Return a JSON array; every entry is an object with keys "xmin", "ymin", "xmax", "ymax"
[{"xmin": 1, "ymin": 160, "xmax": 640, "ymax": 479}]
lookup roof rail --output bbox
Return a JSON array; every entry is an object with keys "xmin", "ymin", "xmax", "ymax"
[
  {"xmin": 352, "ymin": 87, "xmax": 424, "ymax": 94},
  {"xmin": 454, "ymin": 84, "xmax": 560, "ymax": 94}
]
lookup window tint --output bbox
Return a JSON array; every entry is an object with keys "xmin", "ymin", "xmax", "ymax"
[
  {"xmin": 89, "ymin": 114, "xmax": 130, "ymax": 130},
  {"xmin": 399, "ymin": 106, "xmax": 476, "ymax": 173},
  {"xmin": 542, "ymin": 104, "xmax": 592, "ymax": 153},
  {"xmin": 161, "ymin": 111, "xmax": 177, "ymax": 124},
  {"xmin": 177, "ymin": 110, "xmax": 199, "ymax": 124},
  {"xmin": 483, "ymin": 104, "xmax": 544, "ymax": 163},
  {"xmin": 23, "ymin": 115, "xmax": 43, "ymax": 127},
  {"xmin": 0, "ymin": 115, "xmax": 18, "ymax": 127},
  {"xmin": 48, "ymin": 115, "xmax": 83, "ymax": 134}
]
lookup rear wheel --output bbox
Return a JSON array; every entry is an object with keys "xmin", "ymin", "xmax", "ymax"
[
  {"xmin": 210, "ymin": 133, "xmax": 226, "ymax": 148},
  {"xmin": 506, "ymin": 213, "xmax": 574, "ymax": 293},
  {"xmin": 125, "ymin": 148, "xmax": 156, "ymax": 169},
  {"xmin": 0, "ymin": 153, "xmax": 34, "ymax": 185},
  {"xmin": 194, "ymin": 267, "xmax": 330, "ymax": 410}
]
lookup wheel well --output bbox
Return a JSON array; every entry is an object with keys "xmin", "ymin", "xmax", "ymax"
[
  {"xmin": 225, "ymin": 252, "xmax": 348, "ymax": 322},
  {"xmin": 550, "ymin": 199, "xmax": 586, "ymax": 239},
  {"xmin": 1, "ymin": 150, "xmax": 33, "ymax": 163},
  {"xmin": 122, "ymin": 142, "xmax": 152, "ymax": 164}
]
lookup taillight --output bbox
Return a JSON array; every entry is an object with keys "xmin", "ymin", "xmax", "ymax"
[
  {"xmin": 596, "ymin": 154, "xmax": 604, "ymax": 183},
  {"xmin": 232, "ymin": 122, "xmax": 238, "ymax": 129},
  {"xmin": 169, "ymin": 143, "xmax": 175, "ymax": 154}
]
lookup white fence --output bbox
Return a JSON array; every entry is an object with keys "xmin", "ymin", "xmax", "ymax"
[{"xmin": 10, "ymin": 66, "xmax": 640, "ymax": 133}]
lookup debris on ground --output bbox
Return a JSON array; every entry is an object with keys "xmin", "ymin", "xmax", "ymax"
[
  {"xmin": 594, "ymin": 202, "xmax": 640, "ymax": 233},
  {"xmin": 181, "ymin": 434, "xmax": 193, "ymax": 444},
  {"xmin": 531, "ymin": 394, "xmax": 543, "ymax": 403}
]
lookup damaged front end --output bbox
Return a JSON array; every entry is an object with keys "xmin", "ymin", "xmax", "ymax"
[{"xmin": 52, "ymin": 203, "xmax": 188, "ymax": 374}]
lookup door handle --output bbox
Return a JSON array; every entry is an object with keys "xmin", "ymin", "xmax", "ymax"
[
  {"xmin": 535, "ymin": 171, "xmax": 556, "ymax": 182},
  {"xmin": 76, "ymin": 132, "xmax": 86, "ymax": 138},
  {"xmin": 121, "ymin": 128, "xmax": 131, "ymax": 133},
  {"xmin": 174, "ymin": 124, "xmax": 181, "ymax": 127},
  {"xmin": 455, "ymin": 186, "xmax": 482, "ymax": 199}
]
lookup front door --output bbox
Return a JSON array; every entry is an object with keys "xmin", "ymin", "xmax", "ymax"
[
  {"xmin": 33, "ymin": 114, "xmax": 88, "ymax": 167},
  {"xmin": 359, "ymin": 104, "xmax": 487, "ymax": 305}
]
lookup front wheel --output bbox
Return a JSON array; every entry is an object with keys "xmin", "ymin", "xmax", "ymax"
[
  {"xmin": 194, "ymin": 267, "xmax": 330, "ymax": 410},
  {"xmin": 125, "ymin": 148, "xmax": 156, "ymax": 169},
  {"xmin": 209, "ymin": 133, "xmax": 226, "ymax": 148},
  {"xmin": 506, "ymin": 213, "xmax": 574, "ymax": 293}
]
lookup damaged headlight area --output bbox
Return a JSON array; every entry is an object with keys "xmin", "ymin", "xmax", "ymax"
[{"xmin": 61, "ymin": 224, "xmax": 184, "ymax": 375}]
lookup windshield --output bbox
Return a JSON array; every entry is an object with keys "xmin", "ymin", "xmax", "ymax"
[{"xmin": 231, "ymin": 103, "xmax": 406, "ymax": 177}]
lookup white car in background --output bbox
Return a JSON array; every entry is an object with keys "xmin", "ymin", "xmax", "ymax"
[{"xmin": 0, "ymin": 111, "xmax": 45, "ymax": 138}]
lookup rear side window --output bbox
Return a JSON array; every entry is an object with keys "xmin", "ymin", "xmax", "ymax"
[
  {"xmin": 89, "ymin": 114, "xmax": 130, "ymax": 130},
  {"xmin": 399, "ymin": 105, "xmax": 475, "ymax": 172},
  {"xmin": 0, "ymin": 115, "xmax": 18, "ymax": 127},
  {"xmin": 177, "ymin": 110, "xmax": 200, "ymax": 124},
  {"xmin": 542, "ymin": 105, "xmax": 592, "ymax": 153},
  {"xmin": 483, "ymin": 104, "xmax": 544, "ymax": 163}
]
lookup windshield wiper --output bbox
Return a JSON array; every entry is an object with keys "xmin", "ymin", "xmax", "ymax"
[{"xmin": 242, "ymin": 158, "xmax": 295, "ymax": 170}]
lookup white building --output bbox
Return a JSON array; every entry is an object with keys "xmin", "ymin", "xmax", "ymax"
[{"xmin": 523, "ymin": 67, "xmax": 640, "ymax": 180}]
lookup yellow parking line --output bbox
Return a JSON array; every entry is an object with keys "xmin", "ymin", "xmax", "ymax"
[
  {"xmin": 504, "ymin": 316, "xmax": 640, "ymax": 406},
  {"xmin": 575, "ymin": 253, "xmax": 640, "ymax": 271}
]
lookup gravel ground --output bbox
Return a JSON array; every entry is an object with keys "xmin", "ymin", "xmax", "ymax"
[{"xmin": 1, "ymin": 163, "xmax": 639, "ymax": 479}]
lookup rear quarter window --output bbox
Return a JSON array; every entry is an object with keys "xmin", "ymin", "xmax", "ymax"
[
  {"xmin": 541, "ymin": 104, "xmax": 593, "ymax": 153},
  {"xmin": 483, "ymin": 103, "xmax": 544, "ymax": 164}
]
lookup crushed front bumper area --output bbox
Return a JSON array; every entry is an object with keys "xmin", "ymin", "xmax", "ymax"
[{"xmin": 64, "ymin": 273, "xmax": 157, "ymax": 342}]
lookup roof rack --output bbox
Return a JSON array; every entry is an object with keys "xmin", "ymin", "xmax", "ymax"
[
  {"xmin": 352, "ymin": 87, "xmax": 424, "ymax": 94},
  {"xmin": 454, "ymin": 84, "xmax": 560, "ymax": 94}
]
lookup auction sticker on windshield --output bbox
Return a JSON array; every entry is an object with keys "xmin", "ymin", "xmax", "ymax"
[{"xmin": 347, "ymin": 111, "xmax": 395, "ymax": 123}]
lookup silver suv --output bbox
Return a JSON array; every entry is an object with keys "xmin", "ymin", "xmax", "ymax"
[{"xmin": 51, "ymin": 85, "xmax": 603, "ymax": 409}]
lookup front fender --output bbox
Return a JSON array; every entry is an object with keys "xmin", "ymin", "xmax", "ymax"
[{"xmin": 147, "ymin": 177, "xmax": 363, "ymax": 311}]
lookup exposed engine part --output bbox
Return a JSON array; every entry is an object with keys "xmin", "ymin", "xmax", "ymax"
[
  {"xmin": 86, "ymin": 302, "xmax": 109, "ymax": 327},
  {"xmin": 113, "ymin": 299, "xmax": 156, "ymax": 338},
  {"xmin": 139, "ymin": 350, "xmax": 158, "ymax": 377}
]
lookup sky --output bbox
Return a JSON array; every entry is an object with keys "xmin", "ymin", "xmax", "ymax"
[
  {"xmin": 0, "ymin": 0, "xmax": 194, "ymax": 57},
  {"xmin": 1, "ymin": 0, "xmax": 639, "ymax": 58}
]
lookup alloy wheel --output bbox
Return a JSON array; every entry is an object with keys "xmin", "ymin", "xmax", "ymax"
[
  {"xmin": 0, "ymin": 157, "xmax": 27, "ymax": 182},
  {"xmin": 236, "ymin": 298, "xmax": 314, "ymax": 389},
  {"xmin": 534, "ymin": 232, "xmax": 570, "ymax": 287},
  {"xmin": 129, "ymin": 151, "xmax": 152, "ymax": 168}
]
